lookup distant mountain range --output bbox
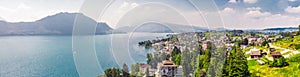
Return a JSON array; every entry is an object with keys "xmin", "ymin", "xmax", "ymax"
[
  {"xmin": 264, "ymin": 27, "xmax": 298, "ymax": 31},
  {"xmin": 0, "ymin": 12, "xmax": 112, "ymax": 35},
  {"xmin": 0, "ymin": 12, "xmax": 297, "ymax": 36},
  {"xmin": 113, "ymin": 23, "xmax": 208, "ymax": 33}
]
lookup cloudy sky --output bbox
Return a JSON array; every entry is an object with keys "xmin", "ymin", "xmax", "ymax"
[{"xmin": 0, "ymin": 0, "xmax": 299, "ymax": 29}]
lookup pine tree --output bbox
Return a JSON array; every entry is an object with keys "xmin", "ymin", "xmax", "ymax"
[{"xmin": 222, "ymin": 46, "xmax": 249, "ymax": 77}]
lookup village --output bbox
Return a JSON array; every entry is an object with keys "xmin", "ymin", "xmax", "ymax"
[{"xmin": 101, "ymin": 28, "xmax": 300, "ymax": 77}]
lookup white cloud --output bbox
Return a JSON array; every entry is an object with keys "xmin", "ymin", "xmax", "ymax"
[
  {"xmin": 285, "ymin": 6, "xmax": 300, "ymax": 13},
  {"xmin": 247, "ymin": 7, "xmax": 261, "ymax": 11},
  {"xmin": 289, "ymin": 0, "xmax": 296, "ymax": 1},
  {"xmin": 119, "ymin": 2, "xmax": 138, "ymax": 10},
  {"xmin": 221, "ymin": 13, "xmax": 300, "ymax": 29},
  {"xmin": 220, "ymin": 6, "xmax": 300, "ymax": 29},
  {"xmin": 244, "ymin": 0, "xmax": 258, "ymax": 4},
  {"xmin": 17, "ymin": 3, "xmax": 31, "ymax": 10},
  {"xmin": 229, "ymin": 0, "xmax": 237, "ymax": 3},
  {"xmin": 101, "ymin": 1, "xmax": 139, "ymax": 28},
  {"xmin": 221, "ymin": 7, "xmax": 236, "ymax": 15},
  {"xmin": 245, "ymin": 7, "xmax": 271, "ymax": 18},
  {"xmin": 0, "ymin": 0, "xmax": 84, "ymax": 22}
]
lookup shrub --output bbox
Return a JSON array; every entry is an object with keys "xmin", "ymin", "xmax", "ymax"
[
  {"xmin": 288, "ymin": 54, "xmax": 300, "ymax": 62},
  {"xmin": 269, "ymin": 57, "xmax": 289, "ymax": 67}
]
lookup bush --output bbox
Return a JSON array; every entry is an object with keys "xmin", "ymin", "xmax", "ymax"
[
  {"xmin": 261, "ymin": 57, "xmax": 270, "ymax": 64},
  {"xmin": 295, "ymin": 44, "xmax": 300, "ymax": 50},
  {"xmin": 269, "ymin": 57, "xmax": 289, "ymax": 67},
  {"xmin": 288, "ymin": 54, "xmax": 300, "ymax": 62}
]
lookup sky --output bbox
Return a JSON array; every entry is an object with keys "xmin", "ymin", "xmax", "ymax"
[{"xmin": 0, "ymin": 0, "xmax": 300, "ymax": 29}]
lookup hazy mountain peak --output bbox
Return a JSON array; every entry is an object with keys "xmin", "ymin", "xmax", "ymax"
[{"xmin": 0, "ymin": 12, "xmax": 112, "ymax": 35}]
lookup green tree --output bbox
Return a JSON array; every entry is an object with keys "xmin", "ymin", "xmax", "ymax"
[
  {"xmin": 171, "ymin": 46, "xmax": 181, "ymax": 57},
  {"xmin": 131, "ymin": 63, "xmax": 140, "ymax": 76},
  {"xmin": 262, "ymin": 40, "xmax": 268, "ymax": 46},
  {"xmin": 146, "ymin": 53, "xmax": 153, "ymax": 64},
  {"xmin": 222, "ymin": 46, "xmax": 249, "ymax": 77},
  {"xmin": 270, "ymin": 57, "xmax": 288, "ymax": 67},
  {"xmin": 195, "ymin": 54, "xmax": 207, "ymax": 77},
  {"xmin": 298, "ymin": 24, "xmax": 300, "ymax": 33},
  {"xmin": 104, "ymin": 68, "xmax": 121, "ymax": 77},
  {"xmin": 289, "ymin": 54, "xmax": 300, "ymax": 62},
  {"xmin": 175, "ymin": 54, "xmax": 181, "ymax": 65},
  {"xmin": 171, "ymin": 46, "xmax": 181, "ymax": 64}
]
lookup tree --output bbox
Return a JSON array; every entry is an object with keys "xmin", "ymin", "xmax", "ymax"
[
  {"xmin": 131, "ymin": 63, "xmax": 140, "ymax": 76},
  {"xmin": 171, "ymin": 46, "xmax": 181, "ymax": 64},
  {"xmin": 104, "ymin": 68, "xmax": 121, "ymax": 77},
  {"xmin": 265, "ymin": 43, "xmax": 270, "ymax": 48},
  {"xmin": 195, "ymin": 54, "xmax": 206, "ymax": 77},
  {"xmin": 269, "ymin": 57, "xmax": 288, "ymax": 67},
  {"xmin": 182, "ymin": 48, "xmax": 192, "ymax": 77},
  {"xmin": 289, "ymin": 54, "xmax": 300, "ymax": 62},
  {"xmin": 161, "ymin": 52, "xmax": 167, "ymax": 60},
  {"xmin": 262, "ymin": 40, "xmax": 268, "ymax": 46},
  {"xmin": 122, "ymin": 64, "xmax": 130, "ymax": 77},
  {"xmin": 145, "ymin": 68, "xmax": 150, "ymax": 77},
  {"xmin": 174, "ymin": 54, "xmax": 181, "ymax": 65},
  {"xmin": 298, "ymin": 24, "xmax": 300, "ymax": 33},
  {"xmin": 222, "ymin": 46, "xmax": 249, "ymax": 77},
  {"xmin": 171, "ymin": 46, "xmax": 181, "ymax": 57},
  {"xmin": 146, "ymin": 53, "xmax": 153, "ymax": 64},
  {"xmin": 277, "ymin": 57, "xmax": 288, "ymax": 66},
  {"xmin": 242, "ymin": 38, "xmax": 249, "ymax": 45}
]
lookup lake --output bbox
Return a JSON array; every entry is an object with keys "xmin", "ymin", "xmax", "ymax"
[{"xmin": 0, "ymin": 33, "xmax": 168, "ymax": 77}]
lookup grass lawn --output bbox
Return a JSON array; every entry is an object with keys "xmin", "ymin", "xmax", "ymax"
[{"xmin": 248, "ymin": 61, "xmax": 300, "ymax": 77}]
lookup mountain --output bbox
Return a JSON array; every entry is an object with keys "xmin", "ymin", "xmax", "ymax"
[
  {"xmin": 263, "ymin": 27, "xmax": 298, "ymax": 32},
  {"xmin": 0, "ymin": 12, "xmax": 112, "ymax": 35},
  {"xmin": 264, "ymin": 27, "xmax": 298, "ymax": 31},
  {"xmin": 113, "ymin": 23, "xmax": 208, "ymax": 33}
]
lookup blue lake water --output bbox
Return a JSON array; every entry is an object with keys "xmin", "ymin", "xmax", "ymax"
[{"xmin": 0, "ymin": 33, "xmax": 167, "ymax": 77}]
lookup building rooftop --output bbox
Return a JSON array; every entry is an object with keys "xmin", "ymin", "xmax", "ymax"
[
  {"xmin": 162, "ymin": 60, "xmax": 175, "ymax": 65},
  {"xmin": 270, "ymin": 52, "xmax": 281, "ymax": 56},
  {"xmin": 140, "ymin": 63, "xmax": 150, "ymax": 68},
  {"xmin": 158, "ymin": 60, "xmax": 178, "ymax": 68},
  {"xmin": 250, "ymin": 51, "xmax": 261, "ymax": 56}
]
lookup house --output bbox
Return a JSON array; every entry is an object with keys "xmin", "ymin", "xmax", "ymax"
[
  {"xmin": 269, "ymin": 48, "xmax": 276, "ymax": 52},
  {"xmin": 240, "ymin": 45, "xmax": 247, "ymax": 49},
  {"xmin": 139, "ymin": 63, "xmax": 151, "ymax": 74},
  {"xmin": 143, "ymin": 68, "xmax": 156, "ymax": 77},
  {"xmin": 156, "ymin": 60, "xmax": 178, "ymax": 77},
  {"xmin": 175, "ymin": 66, "xmax": 183, "ymax": 77},
  {"xmin": 270, "ymin": 52, "xmax": 281, "ymax": 59},
  {"xmin": 202, "ymin": 44, "xmax": 207, "ymax": 50},
  {"xmin": 250, "ymin": 51, "xmax": 262, "ymax": 59}
]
